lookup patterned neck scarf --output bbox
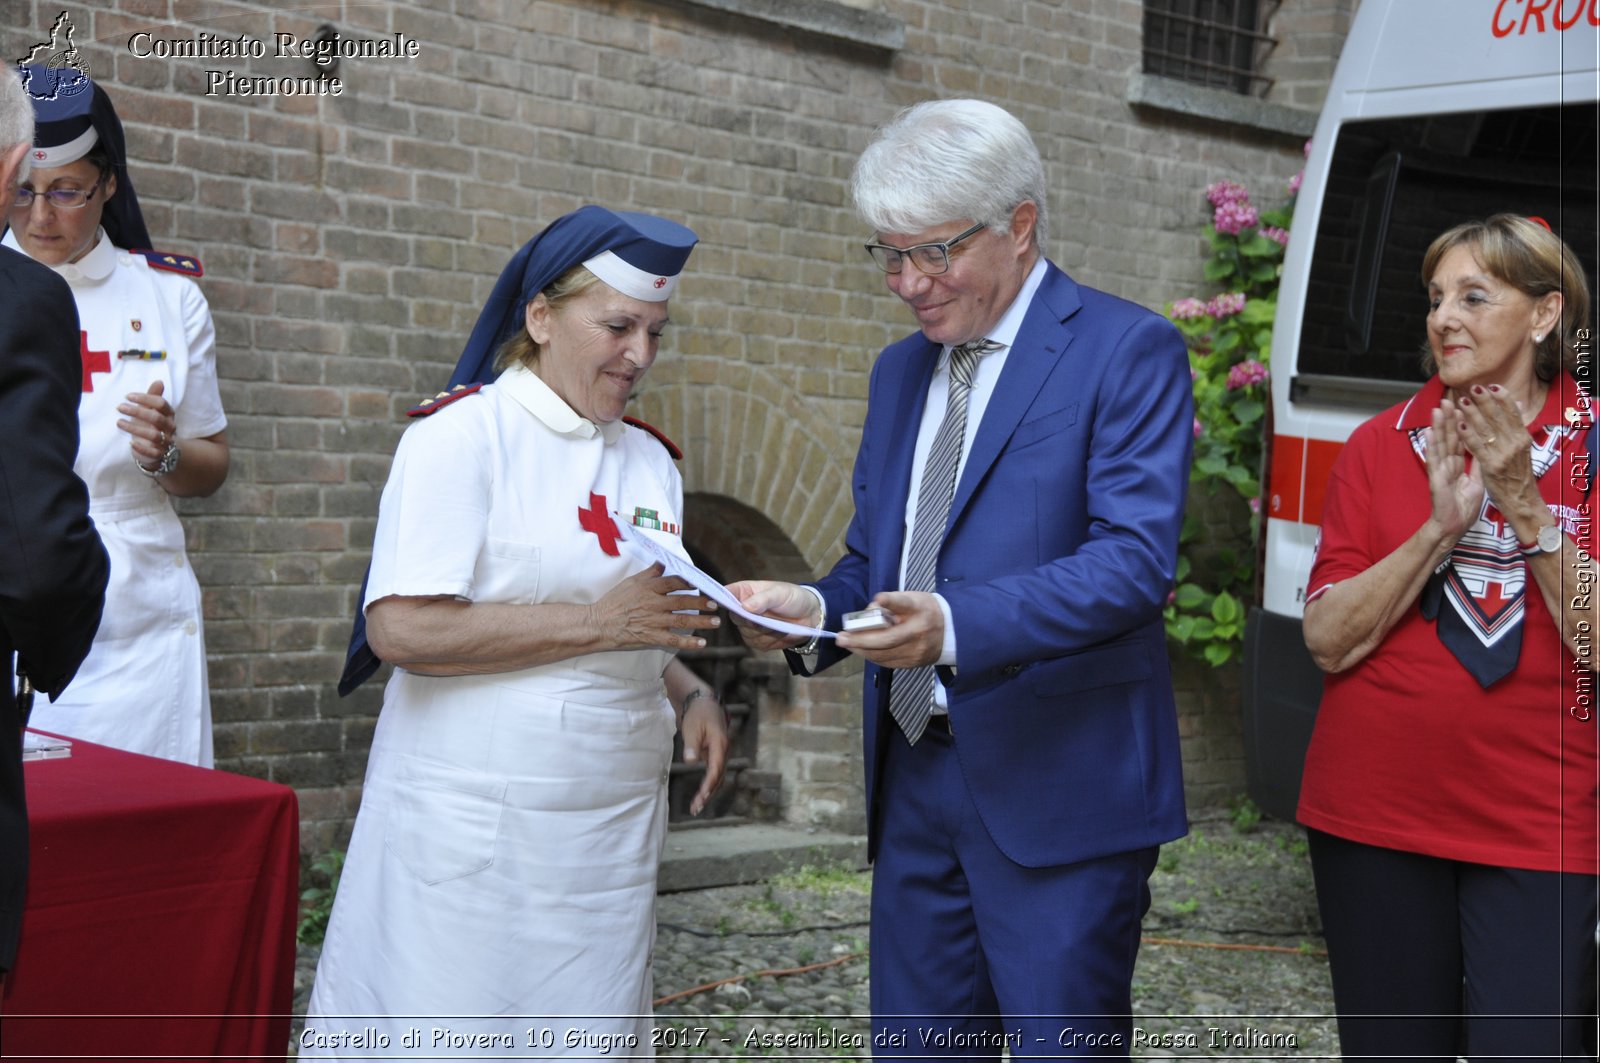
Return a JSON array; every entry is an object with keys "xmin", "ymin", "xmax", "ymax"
[{"xmin": 1411, "ymin": 423, "xmax": 1571, "ymax": 688}]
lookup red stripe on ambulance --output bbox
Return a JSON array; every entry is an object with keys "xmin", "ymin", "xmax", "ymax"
[{"xmin": 1267, "ymin": 435, "xmax": 1345, "ymax": 527}]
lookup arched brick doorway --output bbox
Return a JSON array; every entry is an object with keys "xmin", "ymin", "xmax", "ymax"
[{"xmin": 668, "ymin": 492, "xmax": 814, "ymax": 825}]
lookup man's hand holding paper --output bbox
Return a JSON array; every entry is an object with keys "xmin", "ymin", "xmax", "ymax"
[{"xmin": 723, "ymin": 580, "xmax": 829, "ymax": 651}]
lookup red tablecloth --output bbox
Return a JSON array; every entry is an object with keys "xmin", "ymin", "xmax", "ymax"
[{"xmin": 1, "ymin": 735, "xmax": 299, "ymax": 1060}]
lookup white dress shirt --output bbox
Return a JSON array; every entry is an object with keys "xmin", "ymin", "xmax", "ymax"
[
  {"xmin": 904, "ymin": 256, "xmax": 1047, "ymax": 708},
  {"xmin": 804, "ymin": 256, "xmax": 1049, "ymax": 707}
]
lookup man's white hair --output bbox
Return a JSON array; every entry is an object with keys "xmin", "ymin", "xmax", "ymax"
[
  {"xmin": 0, "ymin": 68, "xmax": 36, "ymax": 183},
  {"xmin": 851, "ymin": 99, "xmax": 1048, "ymax": 250}
]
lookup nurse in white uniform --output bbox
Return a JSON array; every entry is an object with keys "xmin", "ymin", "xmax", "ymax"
[
  {"xmin": 7, "ymin": 69, "xmax": 229, "ymax": 766},
  {"xmin": 305, "ymin": 206, "xmax": 729, "ymax": 1058}
]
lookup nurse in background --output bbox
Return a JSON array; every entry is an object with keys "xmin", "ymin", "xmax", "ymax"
[
  {"xmin": 307, "ymin": 206, "xmax": 727, "ymax": 1057},
  {"xmin": 5, "ymin": 67, "xmax": 227, "ymax": 766}
]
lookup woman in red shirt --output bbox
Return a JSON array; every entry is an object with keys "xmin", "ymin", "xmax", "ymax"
[{"xmin": 1300, "ymin": 214, "xmax": 1596, "ymax": 1059}]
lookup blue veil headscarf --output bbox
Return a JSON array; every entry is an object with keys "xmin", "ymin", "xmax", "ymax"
[
  {"xmin": 14, "ymin": 64, "xmax": 152, "ymax": 252},
  {"xmin": 337, "ymin": 206, "xmax": 698, "ymax": 694}
]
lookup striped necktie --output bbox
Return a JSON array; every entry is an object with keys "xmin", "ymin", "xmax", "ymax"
[{"xmin": 887, "ymin": 338, "xmax": 1002, "ymax": 745}]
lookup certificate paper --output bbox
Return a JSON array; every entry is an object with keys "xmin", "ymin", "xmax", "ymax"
[
  {"xmin": 614, "ymin": 515, "xmax": 836, "ymax": 639},
  {"xmin": 22, "ymin": 730, "xmax": 72, "ymax": 761}
]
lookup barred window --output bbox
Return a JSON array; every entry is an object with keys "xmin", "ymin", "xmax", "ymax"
[{"xmin": 1143, "ymin": 0, "xmax": 1278, "ymax": 97}]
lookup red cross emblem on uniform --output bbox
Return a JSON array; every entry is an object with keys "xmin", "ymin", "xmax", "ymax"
[
  {"xmin": 32, "ymin": 150, "xmax": 45, "ymax": 161},
  {"xmin": 653, "ymin": 277, "xmax": 667, "ymax": 289},
  {"xmin": 578, "ymin": 492, "xmax": 622, "ymax": 557},
  {"xmin": 79, "ymin": 332, "xmax": 110, "ymax": 392}
]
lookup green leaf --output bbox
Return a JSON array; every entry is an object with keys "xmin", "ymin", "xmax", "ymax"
[
  {"xmin": 1173, "ymin": 583, "xmax": 1208, "ymax": 610},
  {"xmin": 1239, "ymin": 234, "xmax": 1280, "ymax": 257},
  {"xmin": 1240, "ymin": 300, "xmax": 1277, "ymax": 324},
  {"xmin": 1195, "ymin": 455, "xmax": 1228, "ymax": 476},
  {"xmin": 1232, "ymin": 399, "xmax": 1264, "ymax": 424},
  {"xmin": 1204, "ymin": 641, "xmax": 1235, "ymax": 666},
  {"xmin": 1211, "ymin": 592, "xmax": 1242, "ymax": 624}
]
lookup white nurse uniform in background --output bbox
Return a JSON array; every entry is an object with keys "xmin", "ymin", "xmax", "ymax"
[
  {"xmin": 304, "ymin": 363, "xmax": 690, "ymax": 1058},
  {"xmin": 5, "ymin": 228, "xmax": 225, "ymax": 766}
]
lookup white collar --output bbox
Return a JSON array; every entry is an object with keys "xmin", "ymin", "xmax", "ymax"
[
  {"xmin": 936, "ymin": 255, "xmax": 1048, "ymax": 367},
  {"xmin": 497, "ymin": 363, "xmax": 624, "ymax": 444},
  {"xmin": 2, "ymin": 226, "xmax": 117, "ymax": 285},
  {"xmin": 980, "ymin": 255, "xmax": 1049, "ymax": 351}
]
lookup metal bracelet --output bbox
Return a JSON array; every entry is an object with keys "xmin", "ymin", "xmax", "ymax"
[{"xmin": 135, "ymin": 440, "xmax": 181, "ymax": 478}]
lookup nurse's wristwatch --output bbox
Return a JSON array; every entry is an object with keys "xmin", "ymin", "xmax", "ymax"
[
  {"xmin": 678, "ymin": 688, "xmax": 730, "ymax": 728},
  {"xmin": 1518, "ymin": 520, "xmax": 1564, "ymax": 557},
  {"xmin": 136, "ymin": 439, "xmax": 182, "ymax": 478}
]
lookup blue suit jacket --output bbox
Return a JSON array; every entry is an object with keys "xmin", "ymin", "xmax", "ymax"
[{"xmin": 797, "ymin": 261, "xmax": 1193, "ymax": 868}]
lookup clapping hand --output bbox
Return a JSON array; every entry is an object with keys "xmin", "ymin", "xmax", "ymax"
[{"xmin": 1427, "ymin": 399, "xmax": 1486, "ymax": 544}]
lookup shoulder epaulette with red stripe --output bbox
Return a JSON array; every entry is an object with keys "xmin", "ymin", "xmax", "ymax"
[
  {"xmin": 407, "ymin": 383, "xmax": 485, "ymax": 417},
  {"xmin": 623, "ymin": 416, "xmax": 683, "ymax": 460},
  {"xmin": 130, "ymin": 248, "xmax": 203, "ymax": 278}
]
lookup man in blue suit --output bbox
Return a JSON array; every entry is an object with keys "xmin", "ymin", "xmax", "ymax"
[{"xmin": 731, "ymin": 100, "xmax": 1192, "ymax": 1057}]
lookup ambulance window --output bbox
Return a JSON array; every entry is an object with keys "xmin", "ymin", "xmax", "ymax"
[{"xmin": 1297, "ymin": 103, "xmax": 1598, "ymax": 386}]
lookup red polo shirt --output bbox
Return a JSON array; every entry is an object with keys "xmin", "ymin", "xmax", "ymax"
[{"xmin": 1298, "ymin": 373, "xmax": 1599, "ymax": 874}]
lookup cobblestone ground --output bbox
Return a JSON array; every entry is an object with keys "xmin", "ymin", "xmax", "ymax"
[
  {"xmin": 294, "ymin": 815, "xmax": 1335, "ymax": 1059},
  {"xmin": 648, "ymin": 815, "xmax": 1334, "ymax": 1059}
]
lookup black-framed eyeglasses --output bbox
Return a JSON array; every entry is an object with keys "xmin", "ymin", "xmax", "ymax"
[
  {"xmin": 864, "ymin": 221, "xmax": 986, "ymax": 275},
  {"xmin": 12, "ymin": 177, "xmax": 105, "ymax": 211}
]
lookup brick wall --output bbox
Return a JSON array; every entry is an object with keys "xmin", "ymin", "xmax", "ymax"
[
  {"xmin": 1262, "ymin": 0, "xmax": 1361, "ymax": 111},
  {"xmin": 3, "ymin": 0, "xmax": 1349, "ymax": 851}
]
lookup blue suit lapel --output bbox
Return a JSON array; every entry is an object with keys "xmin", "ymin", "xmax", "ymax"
[
  {"xmin": 874, "ymin": 341, "xmax": 940, "ymax": 576},
  {"xmin": 950, "ymin": 264, "xmax": 1080, "ymax": 525}
]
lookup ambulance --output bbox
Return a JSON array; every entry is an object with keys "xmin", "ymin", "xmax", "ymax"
[{"xmin": 1243, "ymin": 0, "xmax": 1600, "ymax": 820}]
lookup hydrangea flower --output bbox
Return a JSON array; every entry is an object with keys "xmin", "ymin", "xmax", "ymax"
[
  {"xmin": 1205, "ymin": 180, "xmax": 1250, "ymax": 208},
  {"xmin": 1170, "ymin": 297, "xmax": 1209, "ymax": 320},
  {"xmin": 1213, "ymin": 198, "xmax": 1260, "ymax": 235},
  {"xmin": 1226, "ymin": 359, "xmax": 1269, "ymax": 390},
  {"xmin": 1288, "ymin": 170, "xmax": 1303, "ymax": 195},
  {"xmin": 1207, "ymin": 292, "xmax": 1246, "ymax": 318},
  {"xmin": 1262, "ymin": 225, "xmax": 1289, "ymax": 247},
  {"xmin": 1193, "ymin": 417, "xmax": 1204, "ymax": 439}
]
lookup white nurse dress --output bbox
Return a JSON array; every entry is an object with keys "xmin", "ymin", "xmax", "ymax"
[
  {"xmin": 5, "ymin": 228, "xmax": 225, "ymax": 766},
  {"xmin": 303, "ymin": 364, "xmax": 691, "ymax": 1058}
]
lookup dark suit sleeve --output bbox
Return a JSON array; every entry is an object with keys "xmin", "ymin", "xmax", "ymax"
[
  {"xmin": 0, "ymin": 256, "xmax": 108, "ymax": 697},
  {"xmin": 944, "ymin": 311, "xmax": 1193, "ymax": 673}
]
